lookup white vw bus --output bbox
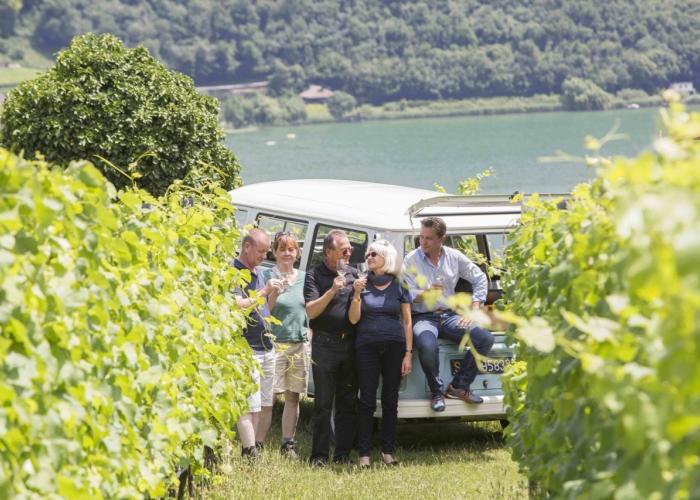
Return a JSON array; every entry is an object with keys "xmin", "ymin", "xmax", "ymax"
[{"xmin": 230, "ymin": 179, "xmax": 521, "ymax": 422}]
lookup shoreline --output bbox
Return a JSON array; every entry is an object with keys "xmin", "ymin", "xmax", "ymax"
[{"xmin": 223, "ymin": 93, "xmax": 696, "ymax": 133}]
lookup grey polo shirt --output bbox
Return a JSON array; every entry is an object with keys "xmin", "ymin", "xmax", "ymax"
[{"xmin": 403, "ymin": 246, "xmax": 488, "ymax": 314}]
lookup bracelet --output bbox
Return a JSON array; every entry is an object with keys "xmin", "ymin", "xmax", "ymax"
[
  {"xmin": 352, "ymin": 297, "xmax": 361, "ymax": 303},
  {"xmin": 405, "ymin": 349, "xmax": 413, "ymax": 353}
]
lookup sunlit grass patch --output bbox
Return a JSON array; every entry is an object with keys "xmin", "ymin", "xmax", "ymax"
[
  {"xmin": 207, "ymin": 399, "xmax": 526, "ymax": 499},
  {"xmin": 0, "ymin": 67, "xmax": 43, "ymax": 87}
]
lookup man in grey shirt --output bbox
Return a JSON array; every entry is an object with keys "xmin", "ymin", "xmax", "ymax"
[{"xmin": 403, "ymin": 216, "xmax": 495, "ymax": 412}]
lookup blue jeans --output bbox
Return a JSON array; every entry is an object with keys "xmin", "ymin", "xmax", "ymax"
[{"xmin": 412, "ymin": 311, "xmax": 495, "ymax": 394}]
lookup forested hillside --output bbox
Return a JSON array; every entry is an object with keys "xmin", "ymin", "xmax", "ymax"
[{"xmin": 2, "ymin": 0, "xmax": 700, "ymax": 104}]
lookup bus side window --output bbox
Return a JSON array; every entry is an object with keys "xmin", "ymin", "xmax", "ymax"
[
  {"xmin": 255, "ymin": 213, "xmax": 309, "ymax": 268},
  {"xmin": 308, "ymin": 224, "xmax": 368, "ymax": 269}
]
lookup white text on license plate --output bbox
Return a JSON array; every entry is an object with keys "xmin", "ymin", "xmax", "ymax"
[{"xmin": 450, "ymin": 357, "xmax": 513, "ymax": 375}]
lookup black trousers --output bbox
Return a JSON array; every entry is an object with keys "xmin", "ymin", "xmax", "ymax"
[
  {"xmin": 310, "ymin": 331, "xmax": 358, "ymax": 461},
  {"xmin": 356, "ymin": 340, "xmax": 405, "ymax": 457}
]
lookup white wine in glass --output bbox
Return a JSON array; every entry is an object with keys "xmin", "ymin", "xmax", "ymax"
[
  {"xmin": 433, "ymin": 271, "xmax": 445, "ymax": 288},
  {"xmin": 357, "ymin": 262, "xmax": 368, "ymax": 279},
  {"xmin": 336, "ymin": 259, "xmax": 347, "ymax": 277},
  {"xmin": 336, "ymin": 260, "xmax": 348, "ymax": 285},
  {"xmin": 272, "ymin": 267, "xmax": 289, "ymax": 293}
]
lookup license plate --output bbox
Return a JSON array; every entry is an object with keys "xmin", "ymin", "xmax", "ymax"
[{"xmin": 450, "ymin": 357, "xmax": 513, "ymax": 375}]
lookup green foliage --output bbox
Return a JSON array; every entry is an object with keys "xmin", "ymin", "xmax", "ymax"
[
  {"xmin": 346, "ymin": 94, "xmax": 564, "ymax": 122},
  {"xmin": 0, "ymin": 33, "xmax": 241, "ymax": 196},
  {"xmin": 5, "ymin": 0, "xmax": 698, "ymax": 103},
  {"xmin": 457, "ymin": 168, "xmax": 492, "ymax": 196},
  {"xmin": 501, "ymin": 104, "xmax": 700, "ymax": 497},
  {"xmin": 268, "ymin": 62, "xmax": 307, "ymax": 97},
  {"xmin": 0, "ymin": 0, "xmax": 20, "ymax": 36},
  {"xmin": 0, "ymin": 147, "xmax": 256, "ymax": 497},
  {"xmin": 327, "ymin": 91, "xmax": 357, "ymax": 120},
  {"xmin": 614, "ymin": 88, "xmax": 651, "ymax": 102},
  {"xmin": 220, "ymin": 95, "xmax": 250, "ymax": 129},
  {"xmin": 561, "ymin": 77, "xmax": 613, "ymax": 110},
  {"xmin": 219, "ymin": 93, "xmax": 307, "ymax": 128}
]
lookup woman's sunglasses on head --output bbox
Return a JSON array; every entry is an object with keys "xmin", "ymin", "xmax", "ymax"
[{"xmin": 274, "ymin": 230, "xmax": 293, "ymax": 241}]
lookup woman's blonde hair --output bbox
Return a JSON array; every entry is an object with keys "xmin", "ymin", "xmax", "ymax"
[{"xmin": 367, "ymin": 239, "xmax": 402, "ymax": 275}]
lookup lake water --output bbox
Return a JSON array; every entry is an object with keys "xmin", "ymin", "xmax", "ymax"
[{"xmin": 226, "ymin": 107, "xmax": 665, "ymax": 194}]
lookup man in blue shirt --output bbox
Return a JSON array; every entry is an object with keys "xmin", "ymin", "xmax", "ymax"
[
  {"xmin": 403, "ymin": 217, "xmax": 495, "ymax": 412},
  {"xmin": 233, "ymin": 228, "xmax": 283, "ymax": 459}
]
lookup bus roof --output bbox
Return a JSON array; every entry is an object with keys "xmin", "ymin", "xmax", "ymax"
[{"xmin": 229, "ymin": 179, "xmax": 522, "ymax": 231}]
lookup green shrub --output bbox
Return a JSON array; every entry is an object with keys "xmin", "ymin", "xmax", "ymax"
[
  {"xmin": 0, "ymin": 147, "xmax": 256, "ymax": 497},
  {"xmin": 615, "ymin": 88, "xmax": 650, "ymax": 101},
  {"xmin": 561, "ymin": 77, "xmax": 613, "ymax": 111},
  {"xmin": 219, "ymin": 94, "xmax": 308, "ymax": 128},
  {"xmin": 0, "ymin": 33, "xmax": 240, "ymax": 196},
  {"xmin": 279, "ymin": 96, "xmax": 308, "ymax": 123},
  {"xmin": 220, "ymin": 94, "xmax": 249, "ymax": 128},
  {"xmin": 502, "ymin": 103, "xmax": 700, "ymax": 498},
  {"xmin": 327, "ymin": 91, "xmax": 357, "ymax": 120}
]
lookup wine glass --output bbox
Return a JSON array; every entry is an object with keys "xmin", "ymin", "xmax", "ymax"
[
  {"xmin": 272, "ymin": 267, "xmax": 289, "ymax": 293},
  {"xmin": 356, "ymin": 262, "xmax": 369, "ymax": 279},
  {"xmin": 280, "ymin": 269, "xmax": 292, "ymax": 284},
  {"xmin": 432, "ymin": 270, "xmax": 445, "ymax": 288},
  {"xmin": 336, "ymin": 259, "xmax": 348, "ymax": 289},
  {"xmin": 336, "ymin": 259, "xmax": 348, "ymax": 278}
]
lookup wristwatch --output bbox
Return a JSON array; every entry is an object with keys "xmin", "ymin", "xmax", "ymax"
[{"xmin": 405, "ymin": 349, "xmax": 413, "ymax": 353}]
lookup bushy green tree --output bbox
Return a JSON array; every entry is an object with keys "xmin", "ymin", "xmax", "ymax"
[
  {"xmin": 0, "ymin": 33, "xmax": 241, "ymax": 196},
  {"xmin": 247, "ymin": 93, "xmax": 277, "ymax": 125},
  {"xmin": 279, "ymin": 96, "xmax": 307, "ymax": 123},
  {"xmin": 327, "ymin": 91, "xmax": 357, "ymax": 120},
  {"xmin": 221, "ymin": 94, "xmax": 249, "ymax": 129},
  {"xmin": 561, "ymin": 77, "xmax": 613, "ymax": 110},
  {"xmin": 268, "ymin": 61, "xmax": 307, "ymax": 97}
]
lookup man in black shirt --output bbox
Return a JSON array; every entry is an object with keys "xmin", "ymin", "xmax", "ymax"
[{"xmin": 304, "ymin": 229, "xmax": 358, "ymax": 466}]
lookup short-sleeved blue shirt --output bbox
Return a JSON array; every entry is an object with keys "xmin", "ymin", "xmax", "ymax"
[
  {"xmin": 356, "ymin": 274, "xmax": 410, "ymax": 347},
  {"xmin": 233, "ymin": 258, "xmax": 273, "ymax": 351}
]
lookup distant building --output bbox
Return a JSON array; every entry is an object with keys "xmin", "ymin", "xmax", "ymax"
[
  {"xmin": 668, "ymin": 81, "xmax": 696, "ymax": 94},
  {"xmin": 196, "ymin": 81, "xmax": 269, "ymax": 98},
  {"xmin": 0, "ymin": 93, "xmax": 5, "ymax": 105},
  {"xmin": 299, "ymin": 84, "xmax": 334, "ymax": 103}
]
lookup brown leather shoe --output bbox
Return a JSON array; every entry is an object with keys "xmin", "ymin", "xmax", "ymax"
[{"xmin": 445, "ymin": 384, "xmax": 484, "ymax": 404}]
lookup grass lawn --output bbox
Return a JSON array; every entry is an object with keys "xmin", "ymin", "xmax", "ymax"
[
  {"xmin": 0, "ymin": 67, "xmax": 43, "ymax": 87},
  {"xmin": 205, "ymin": 398, "xmax": 527, "ymax": 499}
]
